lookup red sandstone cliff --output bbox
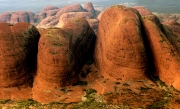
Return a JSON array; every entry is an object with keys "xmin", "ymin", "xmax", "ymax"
[
  {"xmin": 1, "ymin": 4, "xmax": 180, "ymax": 108},
  {"xmin": 0, "ymin": 22, "xmax": 40, "ymax": 87},
  {"xmin": 95, "ymin": 5, "xmax": 180, "ymax": 90}
]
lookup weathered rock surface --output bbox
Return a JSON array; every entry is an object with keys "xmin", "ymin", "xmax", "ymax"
[
  {"xmin": 95, "ymin": 5, "xmax": 148, "ymax": 81},
  {"xmin": 33, "ymin": 18, "xmax": 96, "ymax": 103},
  {"xmin": 87, "ymin": 19, "xmax": 99, "ymax": 33},
  {"xmin": 10, "ymin": 12, "xmax": 36, "ymax": 24},
  {"xmin": 56, "ymin": 4, "xmax": 84, "ymax": 18},
  {"xmin": 156, "ymin": 14, "xmax": 180, "ymax": 23},
  {"xmin": 0, "ymin": 12, "xmax": 12, "ymax": 23},
  {"xmin": 0, "ymin": 2, "xmax": 99, "ymax": 33},
  {"xmin": 0, "ymin": 22, "xmax": 40, "ymax": 88},
  {"xmin": 97, "ymin": 11, "xmax": 104, "ymax": 21},
  {"xmin": 134, "ymin": 6, "xmax": 153, "ymax": 16},
  {"xmin": 162, "ymin": 21, "xmax": 180, "ymax": 55},
  {"xmin": 56, "ymin": 12, "xmax": 93, "ymax": 28},
  {"xmin": 37, "ymin": 6, "xmax": 59, "ymax": 22},
  {"xmin": 142, "ymin": 18, "xmax": 180, "ymax": 90},
  {"xmin": 83, "ymin": 2, "xmax": 96, "ymax": 16},
  {"xmin": 95, "ymin": 5, "xmax": 180, "ymax": 90},
  {"xmin": 36, "ymin": 16, "xmax": 59, "ymax": 28},
  {"xmin": 0, "ymin": 12, "xmax": 36, "ymax": 24},
  {"xmin": 1, "ymin": 4, "xmax": 180, "ymax": 107}
]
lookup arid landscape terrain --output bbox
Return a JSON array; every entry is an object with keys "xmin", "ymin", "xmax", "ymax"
[{"xmin": 0, "ymin": 2, "xmax": 180, "ymax": 109}]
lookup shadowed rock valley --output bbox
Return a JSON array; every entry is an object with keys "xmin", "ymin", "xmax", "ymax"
[{"xmin": 0, "ymin": 2, "xmax": 180, "ymax": 109}]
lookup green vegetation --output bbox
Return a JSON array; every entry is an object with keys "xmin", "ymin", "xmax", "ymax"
[
  {"xmin": 8, "ymin": 23, "xmax": 14, "ymax": 26},
  {"xmin": 85, "ymin": 88, "xmax": 97, "ymax": 97},
  {"xmin": 70, "ymin": 88, "xmax": 106, "ymax": 109},
  {"xmin": 0, "ymin": 78, "xmax": 180, "ymax": 108},
  {"xmin": 49, "ymin": 27, "xmax": 60, "ymax": 29},
  {"xmin": 72, "ymin": 18, "xmax": 80, "ymax": 23},
  {"xmin": 146, "ymin": 99, "xmax": 169, "ymax": 109},
  {"xmin": 0, "ymin": 99, "xmax": 10, "ymax": 104},
  {"xmin": 15, "ymin": 99, "xmax": 38, "ymax": 108},
  {"xmin": 73, "ymin": 81, "xmax": 88, "ymax": 86},
  {"xmin": 112, "ymin": 4, "xmax": 124, "ymax": 9}
]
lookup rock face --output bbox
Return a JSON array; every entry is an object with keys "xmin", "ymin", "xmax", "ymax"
[
  {"xmin": 83, "ymin": 2, "xmax": 96, "ymax": 16},
  {"xmin": 97, "ymin": 11, "xmax": 104, "ymax": 21},
  {"xmin": 56, "ymin": 4, "xmax": 84, "ymax": 17},
  {"xmin": 0, "ymin": 12, "xmax": 36, "ymax": 24},
  {"xmin": 142, "ymin": 17, "xmax": 180, "ymax": 90},
  {"xmin": 95, "ymin": 5, "xmax": 148, "ymax": 81},
  {"xmin": 33, "ymin": 18, "xmax": 96, "ymax": 102},
  {"xmin": 156, "ymin": 14, "xmax": 180, "ymax": 23},
  {"xmin": 0, "ymin": 2, "xmax": 99, "ymax": 33},
  {"xmin": 0, "ymin": 22, "xmax": 40, "ymax": 87},
  {"xmin": 87, "ymin": 19, "xmax": 99, "ymax": 33},
  {"xmin": 36, "ymin": 16, "xmax": 59, "ymax": 28},
  {"xmin": 0, "ymin": 12, "xmax": 12, "ymax": 23},
  {"xmin": 10, "ymin": 12, "xmax": 36, "ymax": 24},
  {"xmin": 37, "ymin": 6, "xmax": 59, "ymax": 22},
  {"xmin": 134, "ymin": 6, "xmax": 153, "ymax": 16},
  {"xmin": 56, "ymin": 12, "xmax": 93, "ymax": 28},
  {"xmin": 162, "ymin": 21, "xmax": 180, "ymax": 55},
  {"xmin": 95, "ymin": 5, "xmax": 180, "ymax": 90},
  {"xmin": 37, "ymin": 2, "xmax": 98, "ymax": 29}
]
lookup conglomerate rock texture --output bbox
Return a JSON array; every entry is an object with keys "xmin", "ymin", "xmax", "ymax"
[
  {"xmin": 95, "ymin": 5, "xmax": 148, "ymax": 81},
  {"xmin": 0, "ymin": 22, "xmax": 40, "ymax": 87},
  {"xmin": 142, "ymin": 16, "xmax": 180, "ymax": 90},
  {"xmin": 32, "ymin": 18, "xmax": 96, "ymax": 102},
  {"xmin": 0, "ymin": 12, "xmax": 36, "ymax": 24},
  {"xmin": 56, "ymin": 12, "xmax": 93, "ymax": 28},
  {"xmin": 95, "ymin": 5, "xmax": 180, "ymax": 90},
  {"xmin": 1, "ymin": 4, "xmax": 180, "ymax": 107},
  {"xmin": 34, "ymin": 18, "xmax": 95, "ymax": 88},
  {"xmin": 0, "ymin": 18, "xmax": 96, "ymax": 103}
]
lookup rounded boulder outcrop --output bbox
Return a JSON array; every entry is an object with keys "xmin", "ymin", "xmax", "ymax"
[
  {"xmin": 56, "ymin": 12, "xmax": 93, "ymax": 28},
  {"xmin": 0, "ymin": 12, "xmax": 12, "ymax": 23},
  {"xmin": 83, "ymin": 2, "xmax": 96, "ymax": 16},
  {"xmin": 36, "ymin": 16, "xmax": 59, "ymax": 28},
  {"xmin": 37, "ymin": 6, "xmax": 59, "ymax": 22},
  {"xmin": 133, "ymin": 6, "xmax": 153, "ymax": 16},
  {"xmin": 33, "ymin": 18, "xmax": 96, "ymax": 103},
  {"xmin": 95, "ymin": 5, "xmax": 148, "ymax": 81},
  {"xmin": 10, "ymin": 11, "xmax": 36, "ymax": 24},
  {"xmin": 55, "ymin": 4, "xmax": 84, "ymax": 17},
  {"xmin": 0, "ymin": 22, "xmax": 40, "ymax": 88},
  {"xmin": 142, "ymin": 17, "xmax": 180, "ymax": 90}
]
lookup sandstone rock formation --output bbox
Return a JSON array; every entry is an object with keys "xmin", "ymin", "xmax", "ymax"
[
  {"xmin": 87, "ymin": 19, "xmax": 99, "ymax": 33},
  {"xmin": 142, "ymin": 17, "xmax": 180, "ymax": 90},
  {"xmin": 37, "ymin": 6, "xmax": 59, "ymax": 22},
  {"xmin": 95, "ymin": 5, "xmax": 180, "ymax": 90},
  {"xmin": 36, "ymin": 16, "xmax": 59, "ymax": 28},
  {"xmin": 56, "ymin": 12, "xmax": 93, "ymax": 28},
  {"xmin": 83, "ymin": 2, "xmax": 96, "ymax": 16},
  {"xmin": 0, "ymin": 12, "xmax": 12, "ymax": 23},
  {"xmin": 162, "ymin": 21, "xmax": 180, "ymax": 55},
  {"xmin": 10, "ymin": 12, "xmax": 36, "ymax": 24},
  {"xmin": 37, "ymin": 2, "xmax": 98, "ymax": 29},
  {"xmin": 56, "ymin": 4, "xmax": 84, "ymax": 18},
  {"xmin": 134, "ymin": 6, "xmax": 153, "ymax": 16},
  {"xmin": 97, "ymin": 11, "xmax": 104, "ymax": 21},
  {"xmin": 0, "ymin": 12, "xmax": 36, "ymax": 24},
  {"xmin": 0, "ymin": 22, "xmax": 40, "ymax": 88},
  {"xmin": 156, "ymin": 14, "xmax": 180, "ymax": 23},
  {"xmin": 95, "ymin": 5, "xmax": 148, "ymax": 81},
  {"xmin": 0, "ymin": 2, "xmax": 99, "ymax": 33},
  {"xmin": 33, "ymin": 18, "xmax": 96, "ymax": 102}
]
